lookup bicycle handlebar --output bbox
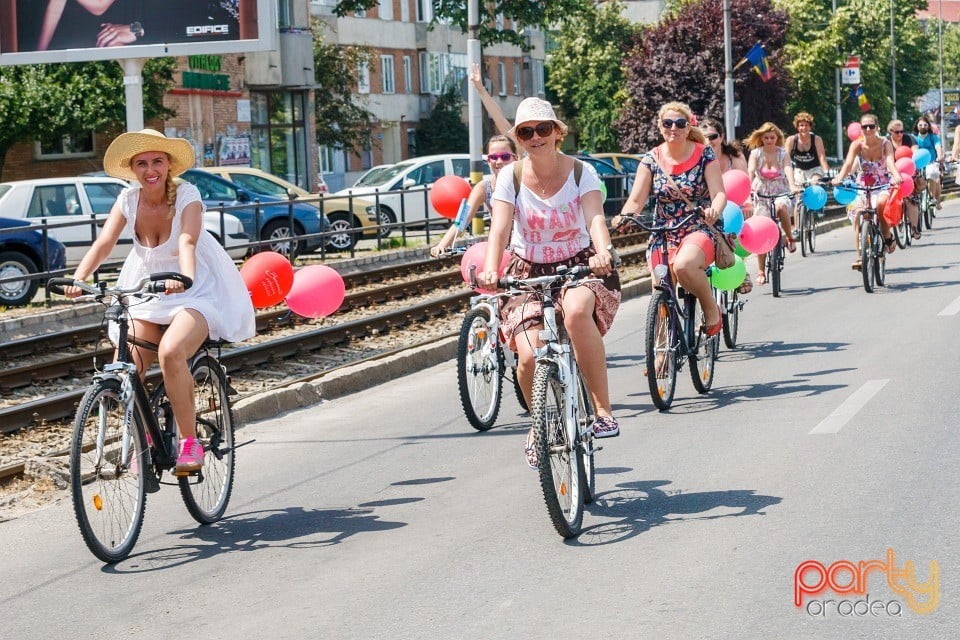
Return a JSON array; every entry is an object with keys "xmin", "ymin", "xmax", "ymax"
[
  {"xmin": 616, "ymin": 210, "xmax": 701, "ymax": 235},
  {"xmin": 497, "ymin": 264, "xmax": 594, "ymax": 291},
  {"xmin": 47, "ymin": 272, "xmax": 194, "ymax": 298}
]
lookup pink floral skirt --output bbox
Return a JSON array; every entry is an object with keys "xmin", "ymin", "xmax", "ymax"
[{"xmin": 500, "ymin": 248, "xmax": 621, "ymax": 352}]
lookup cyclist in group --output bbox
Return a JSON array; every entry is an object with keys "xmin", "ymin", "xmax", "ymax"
[
  {"xmin": 887, "ymin": 119, "xmax": 922, "ymax": 240},
  {"xmin": 785, "ymin": 111, "xmax": 830, "ymax": 223},
  {"xmin": 476, "ymin": 98, "xmax": 621, "ymax": 468},
  {"xmin": 700, "ymin": 116, "xmax": 751, "ymax": 293},
  {"xmin": 612, "ymin": 101, "xmax": 727, "ymax": 335},
  {"xmin": 745, "ymin": 122, "xmax": 799, "ymax": 285},
  {"xmin": 913, "ymin": 113, "xmax": 944, "ymax": 211},
  {"xmin": 64, "ymin": 129, "xmax": 256, "ymax": 474},
  {"xmin": 831, "ymin": 113, "xmax": 902, "ymax": 269},
  {"xmin": 430, "ymin": 134, "xmax": 517, "ymax": 257}
]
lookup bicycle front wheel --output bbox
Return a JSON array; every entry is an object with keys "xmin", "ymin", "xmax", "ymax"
[
  {"xmin": 456, "ymin": 307, "xmax": 503, "ymax": 430},
  {"xmin": 798, "ymin": 206, "xmax": 809, "ymax": 257},
  {"xmin": 645, "ymin": 290, "xmax": 677, "ymax": 410},
  {"xmin": 860, "ymin": 223, "xmax": 876, "ymax": 293},
  {"xmin": 179, "ymin": 355, "xmax": 235, "ymax": 524},
  {"xmin": 806, "ymin": 206, "xmax": 817, "ymax": 253},
  {"xmin": 532, "ymin": 362, "xmax": 583, "ymax": 538},
  {"xmin": 71, "ymin": 379, "xmax": 147, "ymax": 564},
  {"xmin": 874, "ymin": 227, "xmax": 886, "ymax": 287},
  {"xmin": 770, "ymin": 242, "xmax": 782, "ymax": 298},
  {"xmin": 688, "ymin": 295, "xmax": 718, "ymax": 394},
  {"xmin": 575, "ymin": 374, "xmax": 596, "ymax": 505}
]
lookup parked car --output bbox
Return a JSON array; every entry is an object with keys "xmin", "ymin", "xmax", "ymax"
[
  {"xmin": 572, "ymin": 156, "xmax": 628, "ymax": 218},
  {"xmin": 0, "ymin": 176, "xmax": 249, "ymax": 265},
  {"xmin": 0, "ymin": 216, "xmax": 67, "ymax": 306},
  {"xmin": 178, "ymin": 169, "xmax": 329, "ymax": 257},
  {"xmin": 335, "ymin": 154, "xmax": 491, "ymax": 232},
  {"xmin": 200, "ymin": 166, "xmax": 379, "ymax": 252},
  {"xmin": 590, "ymin": 152, "xmax": 642, "ymax": 177}
]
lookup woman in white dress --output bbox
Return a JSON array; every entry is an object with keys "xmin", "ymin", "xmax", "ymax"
[{"xmin": 66, "ymin": 129, "xmax": 255, "ymax": 474}]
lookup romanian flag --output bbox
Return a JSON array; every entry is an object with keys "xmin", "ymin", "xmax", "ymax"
[
  {"xmin": 742, "ymin": 43, "xmax": 772, "ymax": 82},
  {"xmin": 853, "ymin": 85, "xmax": 871, "ymax": 112}
]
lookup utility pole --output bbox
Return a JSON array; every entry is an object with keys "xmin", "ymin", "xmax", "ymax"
[
  {"xmin": 467, "ymin": 0, "xmax": 483, "ymax": 195},
  {"xmin": 723, "ymin": 0, "xmax": 735, "ymax": 139},
  {"xmin": 890, "ymin": 0, "xmax": 898, "ymax": 119}
]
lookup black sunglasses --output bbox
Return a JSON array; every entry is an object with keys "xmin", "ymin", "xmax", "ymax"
[
  {"xmin": 861, "ymin": 123, "xmax": 878, "ymax": 130},
  {"xmin": 661, "ymin": 118, "xmax": 688, "ymax": 129},
  {"xmin": 516, "ymin": 122, "xmax": 556, "ymax": 141},
  {"xmin": 889, "ymin": 130, "xmax": 904, "ymax": 134},
  {"xmin": 706, "ymin": 133, "xmax": 720, "ymax": 141}
]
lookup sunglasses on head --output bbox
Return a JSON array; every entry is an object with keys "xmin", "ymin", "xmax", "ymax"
[
  {"xmin": 515, "ymin": 122, "xmax": 556, "ymax": 141},
  {"xmin": 486, "ymin": 152, "xmax": 515, "ymax": 162},
  {"xmin": 861, "ymin": 123, "xmax": 878, "ymax": 130},
  {"xmin": 661, "ymin": 118, "xmax": 688, "ymax": 129},
  {"xmin": 705, "ymin": 133, "xmax": 720, "ymax": 141}
]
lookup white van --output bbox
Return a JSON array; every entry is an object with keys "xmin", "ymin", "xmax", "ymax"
[{"xmin": 334, "ymin": 154, "xmax": 491, "ymax": 231}]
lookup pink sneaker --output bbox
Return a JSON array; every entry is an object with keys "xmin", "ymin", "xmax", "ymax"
[{"xmin": 175, "ymin": 437, "xmax": 204, "ymax": 475}]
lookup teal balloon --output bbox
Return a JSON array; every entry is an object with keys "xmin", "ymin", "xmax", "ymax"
[
  {"xmin": 599, "ymin": 181, "xmax": 608, "ymax": 203},
  {"xmin": 913, "ymin": 148, "xmax": 932, "ymax": 171},
  {"xmin": 721, "ymin": 202, "xmax": 744, "ymax": 234},
  {"xmin": 833, "ymin": 185, "xmax": 857, "ymax": 206},
  {"xmin": 734, "ymin": 238, "xmax": 751, "ymax": 258},
  {"xmin": 710, "ymin": 255, "xmax": 747, "ymax": 291},
  {"xmin": 802, "ymin": 185, "xmax": 828, "ymax": 210}
]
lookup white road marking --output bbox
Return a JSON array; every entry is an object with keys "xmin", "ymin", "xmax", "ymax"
[
  {"xmin": 938, "ymin": 295, "xmax": 960, "ymax": 316},
  {"xmin": 809, "ymin": 379, "xmax": 890, "ymax": 435}
]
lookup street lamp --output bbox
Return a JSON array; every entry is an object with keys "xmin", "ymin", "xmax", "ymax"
[
  {"xmin": 467, "ymin": 0, "xmax": 483, "ymax": 189},
  {"xmin": 723, "ymin": 0, "xmax": 735, "ymax": 139},
  {"xmin": 890, "ymin": 0, "xmax": 897, "ymax": 118}
]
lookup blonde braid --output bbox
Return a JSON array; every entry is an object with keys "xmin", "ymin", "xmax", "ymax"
[{"xmin": 165, "ymin": 173, "xmax": 177, "ymax": 220}]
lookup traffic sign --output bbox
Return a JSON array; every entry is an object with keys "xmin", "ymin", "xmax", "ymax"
[{"xmin": 842, "ymin": 56, "xmax": 860, "ymax": 85}]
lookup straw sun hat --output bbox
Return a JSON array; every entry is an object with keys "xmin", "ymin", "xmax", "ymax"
[
  {"xmin": 103, "ymin": 129, "xmax": 196, "ymax": 181},
  {"xmin": 508, "ymin": 97, "xmax": 569, "ymax": 137}
]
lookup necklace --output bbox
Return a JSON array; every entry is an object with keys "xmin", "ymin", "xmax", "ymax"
[{"xmin": 530, "ymin": 154, "xmax": 560, "ymax": 196}]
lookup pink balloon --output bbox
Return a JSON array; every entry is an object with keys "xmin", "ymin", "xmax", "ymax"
[
  {"xmin": 932, "ymin": 124, "xmax": 940, "ymax": 134},
  {"xmin": 460, "ymin": 241, "xmax": 511, "ymax": 294},
  {"xmin": 847, "ymin": 122, "xmax": 862, "ymax": 141},
  {"xmin": 738, "ymin": 215, "xmax": 780, "ymax": 254},
  {"xmin": 899, "ymin": 173, "xmax": 914, "ymax": 197},
  {"xmin": 894, "ymin": 157, "xmax": 915, "ymax": 175},
  {"xmin": 285, "ymin": 265, "xmax": 345, "ymax": 318},
  {"xmin": 722, "ymin": 169, "xmax": 751, "ymax": 207}
]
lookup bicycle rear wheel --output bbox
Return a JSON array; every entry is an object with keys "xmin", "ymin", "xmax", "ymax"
[
  {"xmin": 456, "ymin": 307, "xmax": 503, "ymax": 430},
  {"xmin": 798, "ymin": 206, "xmax": 809, "ymax": 256},
  {"xmin": 721, "ymin": 290, "xmax": 740, "ymax": 349},
  {"xmin": 896, "ymin": 209, "xmax": 909, "ymax": 249},
  {"xmin": 874, "ymin": 228, "xmax": 886, "ymax": 287},
  {"xmin": 921, "ymin": 190, "xmax": 934, "ymax": 230},
  {"xmin": 575, "ymin": 374, "xmax": 596, "ymax": 505},
  {"xmin": 770, "ymin": 241, "xmax": 782, "ymax": 298},
  {"xmin": 179, "ymin": 355, "xmax": 236, "ymax": 524},
  {"xmin": 645, "ymin": 290, "xmax": 677, "ymax": 410},
  {"xmin": 688, "ymin": 295, "xmax": 718, "ymax": 394},
  {"xmin": 806, "ymin": 207, "xmax": 817, "ymax": 253},
  {"xmin": 71, "ymin": 379, "xmax": 147, "ymax": 564},
  {"xmin": 532, "ymin": 361, "xmax": 583, "ymax": 538},
  {"xmin": 860, "ymin": 223, "xmax": 876, "ymax": 293}
]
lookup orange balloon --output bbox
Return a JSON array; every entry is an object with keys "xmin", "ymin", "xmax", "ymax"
[
  {"xmin": 429, "ymin": 176, "xmax": 472, "ymax": 219},
  {"xmin": 240, "ymin": 251, "xmax": 294, "ymax": 309}
]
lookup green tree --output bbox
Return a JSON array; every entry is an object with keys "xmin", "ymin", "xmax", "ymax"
[
  {"xmin": 312, "ymin": 19, "xmax": 376, "ymax": 154},
  {"xmin": 0, "ymin": 59, "xmax": 175, "ymax": 180},
  {"xmin": 779, "ymin": 0, "xmax": 934, "ymax": 153},
  {"xmin": 415, "ymin": 87, "xmax": 469, "ymax": 155},
  {"xmin": 616, "ymin": 0, "xmax": 790, "ymax": 152},
  {"xmin": 547, "ymin": 1, "xmax": 641, "ymax": 152}
]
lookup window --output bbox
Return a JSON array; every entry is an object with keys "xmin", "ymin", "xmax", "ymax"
[
  {"xmin": 358, "ymin": 60, "xmax": 370, "ymax": 94},
  {"xmin": 378, "ymin": 0, "xmax": 393, "ymax": 20},
  {"xmin": 381, "ymin": 55, "xmax": 395, "ymax": 94},
  {"xmin": 403, "ymin": 56, "xmax": 412, "ymax": 93},
  {"xmin": 355, "ymin": 8, "xmax": 365, "ymax": 17},
  {"xmin": 533, "ymin": 59, "xmax": 545, "ymax": 96},
  {"xmin": 495, "ymin": 13, "xmax": 504, "ymax": 30},
  {"xmin": 361, "ymin": 138, "xmax": 373, "ymax": 170},
  {"xmin": 35, "ymin": 131, "xmax": 95, "ymax": 159},
  {"xmin": 416, "ymin": 0, "xmax": 433, "ymax": 22},
  {"xmin": 249, "ymin": 91, "xmax": 311, "ymax": 189},
  {"xmin": 83, "ymin": 183, "xmax": 124, "ymax": 214},
  {"xmin": 513, "ymin": 62, "xmax": 520, "ymax": 95},
  {"xmin": 400, "ymin": 0, "xmax": 409, "ymax": 21},
  {"xmin": 278, "ymin": 0, "xmax": 294, "ymax": 28},
  {"xmin": 407, "ymin": 160, "xmax": 444, "ymax": 185},
  {"xmin": 28, "ymin": 184, "xmax": 82, "ymax": 217},
  {"xmin": 407, "ymin": 128, "xmax": 417, "ymax": 157},
  {"xmin": 498, "ymin": 62, "xmax": 506, "ymax": 96},
  {"xmin": 320, "ymin": 145, "xmax": 336, "ymax": 173},
  {"xmin": 229, "ymin": 174, "xmax": 289, "ymax": 197},
  {"xmin": 451, "ymin": 158, "xmax": 471, "ymax": 178},
  {"xmin": 419, "ymin": 51, "xmax": 445, "ymax": 94}
]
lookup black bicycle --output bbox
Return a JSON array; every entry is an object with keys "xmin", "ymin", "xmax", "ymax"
[
  {"xmin": 752, "ymin": 191, "xmax": 795, "ymax": 298},
  {"xmin": 620, "ymin": 212, "xmax": 719, "ymax": 411},
  {"xmin": 48, "ymin": 273, "xmax": 249, "ymax": 563},
  {"xmin": 796, "ymin": 179, "xmax": 825, "ymax": 257},
  {"xmin": 842, "ymin": 183, "xmax": 889, "ymax": 293}
]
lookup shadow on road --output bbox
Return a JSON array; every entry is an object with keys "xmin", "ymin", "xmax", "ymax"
[{"xmin": 573, "ymin": 479, "xmax": 782, "ymax": 546}]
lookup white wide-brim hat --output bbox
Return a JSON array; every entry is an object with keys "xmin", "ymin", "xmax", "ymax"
[
  {"xmin": 509, "ymin": 97, "xmax": 569, "ymax": 137},
  {"xmin": 103, "ymin": 129, "xmax": 196, "ymax": 180}
]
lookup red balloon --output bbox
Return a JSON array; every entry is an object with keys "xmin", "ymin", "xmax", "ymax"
[
  {"xmin": 285, "ymin": 265, "xmax": 345, "ymax": 318},
  {"xmin": 899, "ymin": 172, "xmax": 914, "ymax": 197},
  {"xmin": 894, "ymin": 157, "xmax": 915, "ymax": 175},
  {"xmin": 460, "ymin": 241, "xmax": 511, "ymax": 294},
  {"xmin": 240, "ymin": 251, "xmax": 294, "ymax": 309},
  {"xmin": 894, "ymin": 145, "xmax": 914, "ymax": 161},
  {"xmin": 846, "ymin": 122, "xmax": 862, "ymax": 141},
  {"xmin": 429, "ymin": 176, "xmax": 472, "ymax": 219},
  {"xmin": 722, "ymin": 169, "xmax": 751, "ymax": 207},
  {"xmin": 738, "ymin": 215, "xmax": 779, "ymax": 254}
]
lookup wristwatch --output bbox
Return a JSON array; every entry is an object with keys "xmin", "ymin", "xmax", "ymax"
[{"xmin": 129, "ymin": 22, "xmax": 144, "ymax": 38}]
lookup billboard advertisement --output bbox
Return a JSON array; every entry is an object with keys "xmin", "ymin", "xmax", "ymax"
[{"xmin": 0, "ymin": 0, "xmax": 276, "ymax": 66}]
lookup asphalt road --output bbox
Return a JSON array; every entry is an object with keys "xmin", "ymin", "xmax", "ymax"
[{"xmin": 1, "ymin": 207, "xmax": 958, "ymax": 639}]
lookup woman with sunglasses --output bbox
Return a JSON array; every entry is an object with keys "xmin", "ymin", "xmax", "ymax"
[
  {"xmin": 887, "ymin": 119, "xmax": 922, "ymax": 240},
  {"xmin": 746, "ymin": 122, "xmax": 799, "ymax": 285},
  {"xmin": 832, "ymin": 113, "xmax": 902, "ymax": 269},
  {"xmin": 430, "ymin": 135, "xmax": 518, "ymax": 257},
  {"xmin": 913, "ymin": 114, "xmax": 944, "ymax": 211},
  {"xmin": 477, "ymin": 97, "xmax": 621, "ymax": 467},
  {"xmin": 613, "ymin": 102, "xmax": 726, "ymax": 336},
  {"xmin": 700, "ymin": 117, "xmax": 752, "ymax": 293}
]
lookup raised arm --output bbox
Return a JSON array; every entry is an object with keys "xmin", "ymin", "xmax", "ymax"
[{"xmin": 470, "ymin": 64, "xmax": 513, "ymax": 139}]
